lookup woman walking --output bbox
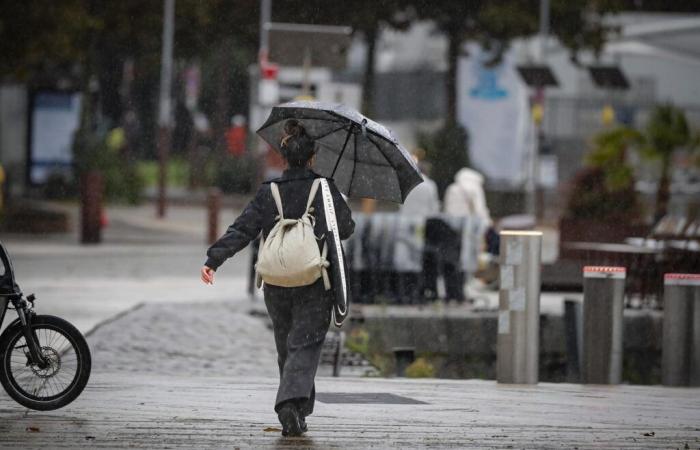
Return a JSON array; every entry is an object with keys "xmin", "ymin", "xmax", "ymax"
[{"xmin": 201, "ymin": 119, "xmax": 354, "ymax": 436}]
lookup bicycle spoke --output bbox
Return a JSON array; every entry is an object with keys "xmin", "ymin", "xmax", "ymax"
[{"xmin": 5, "ymin": 325, "xmax": 85, "ymax": 401}]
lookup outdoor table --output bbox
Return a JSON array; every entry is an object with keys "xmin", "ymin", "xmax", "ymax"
[{"xmin": 562, "ymin": 241, "xmax": 662, "ymax": 307}]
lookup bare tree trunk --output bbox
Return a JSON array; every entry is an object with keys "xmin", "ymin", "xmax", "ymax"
[
  {"xmin": 212, "ymin": 43, "xmax": 231, "ymax": 165},
  {"xmin": 446, "ymin": 29, "xmax": 460, "ymax": 125},
  {"xmin": 361, "ymin": 25, "xmax": 378, "ymax": 117},
  {"xmin": 655, "ymin": 155, "xmax": 672, "ymax": 222}
]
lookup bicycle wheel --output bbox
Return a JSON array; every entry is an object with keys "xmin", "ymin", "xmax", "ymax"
[{"xmin": 0, "ymin": 315, "xmax": 91, "ymax": 411}]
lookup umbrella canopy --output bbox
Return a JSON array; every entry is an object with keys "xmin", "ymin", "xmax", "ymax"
[{"xmin": 256, "ymin": 100, "xmax": 423, "ymax": 203}]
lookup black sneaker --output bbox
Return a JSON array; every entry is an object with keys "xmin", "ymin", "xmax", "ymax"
[
  {"xmin": 300, "ymin": 416, "xmax": 308, "ymax": 433},
  {"xmin": 278, "ymin": 403, "xmax": 303, "ymax": 437}
]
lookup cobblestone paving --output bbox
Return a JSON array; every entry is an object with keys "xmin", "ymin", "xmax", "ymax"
[{"xmin": 88, "ymin": 300, "xmax": 279, "ymax": 377}]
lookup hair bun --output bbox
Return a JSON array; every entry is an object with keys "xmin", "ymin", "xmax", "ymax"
[{"xmin": 283, "ymin": 119, "xmax": 305, "ymax": 137}]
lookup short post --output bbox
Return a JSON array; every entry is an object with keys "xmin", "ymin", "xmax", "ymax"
[
  {"xmin": 662, "ymin": 273, "xmax": 700, "ymax": 386},
  {"xmin": 564, "ymin": 299, "xmax": 582, "ymax": 382},
  {"xmin": 581, "ymin": 266, "xmax": 625, "ymax": 384},
  {"xmin": 80, "ymin": 171, "xmax": 104, "ymax": 244},
  {"xmin": 332, "ymin": 331, "xmax": 345, "ymax": 378},
  {"xmin": 497, "ymin": 230, "xmax": 542, "ymax": 384},
  {"xmin": 207, "ymin": 187, "xmax": 221, "ymax": 245}
]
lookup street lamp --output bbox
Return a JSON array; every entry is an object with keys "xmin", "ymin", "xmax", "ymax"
[{"xmin": 156, "ymin": 0, "xmax": 175, "ymax": 218}]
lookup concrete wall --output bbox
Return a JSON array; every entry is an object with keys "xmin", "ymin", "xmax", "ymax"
[{"xmin": 350, "ymin": 309, "xmax": 663, "ymax": 383}]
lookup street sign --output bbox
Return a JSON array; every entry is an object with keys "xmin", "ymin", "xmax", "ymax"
[{"xmin": 268, "ymin": 23, "xmax": 352, "ymax": 69}]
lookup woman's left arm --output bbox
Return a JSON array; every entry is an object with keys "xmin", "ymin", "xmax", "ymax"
[{"xmin": 204, "ymin": 186, "xmax": 266, "ymax": 271}]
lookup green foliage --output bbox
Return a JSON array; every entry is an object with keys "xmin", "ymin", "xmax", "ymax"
[
  {"xmin": 418, "ymin": 123, "xmax": 470, "ymax": 199},
  {"xmin": 405, "ymin": 357, "xmax": 436, "ymax": 378},
  {"xmin": 640, "ymin": 104, "xmax": 692, "ymax": 161},
  {"xmin": 0, "ymin": 1, "xmax": 95, "ymax": 79},
  {"xmin": 103, "ymin": 160, "xmax": 144, "ymax": 205},
  {"xmin": 564, "ymin": 166, "xmax": 641, "ymax": 221},
  {"xmin": 137, "ymin": 159, "xmax": 190, "ymax": 189},
  {"xmin": 565, "ymin": 127, "xmax": 642, "ymax": 221},
  {"xmin": 345, "ymin": 328, "xmax": 371, "ymax": 355},
  {"xmin": 636, "ymin": 104, "xmax": 697, "ymax": 219},
  {"xmin": 585, "ymin": 127, "xmax": 643, "ymax": 191},
  {"xmin": 74, "ymin": 129, "xmax": 144, "ymax": 204}
]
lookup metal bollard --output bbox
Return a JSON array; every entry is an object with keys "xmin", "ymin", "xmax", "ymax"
[
  {"xmin": 207, "ymin": 187, "xmax": 221, "ymax": 245},
  {"xmin": 581, "ymin": 266, "xmax": 625, "ymax": 384},
  {"xmin": 564, "ymin": 299, "xmax": 583, "ymax": 382},
  {"xmin": 497, "ymin": 230, "xmax": 542, "ymax": 384},
  {"xmin": 662, "ymin": 273, "xmax": 700, "ymax": 386}
]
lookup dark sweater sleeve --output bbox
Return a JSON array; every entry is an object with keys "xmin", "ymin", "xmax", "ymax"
[
  {"xmin": 205, "ymin": 186, "xmax": 266, "ymax": 270},
  {"xmin": 329, "ymin": 179, "xmax": 355, "ymax": 240}
]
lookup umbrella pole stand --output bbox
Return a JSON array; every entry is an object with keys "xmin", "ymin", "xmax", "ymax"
[{"xmin": 330, "ymin": 126, "xmax": 354, "ymax": 179}]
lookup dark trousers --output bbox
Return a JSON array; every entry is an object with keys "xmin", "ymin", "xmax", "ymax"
[{"xmin": 263, "ymin": 279, "xmax": 333, "ymax": 416}]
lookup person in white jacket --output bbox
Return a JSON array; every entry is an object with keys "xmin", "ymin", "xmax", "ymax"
[
  {"xmin": 439, "ymin": 167, "xmax": 492, "ymax": 302},
  {"xmin": 443, "ymin": 167, "xmax": 492, "ymax": 225}
]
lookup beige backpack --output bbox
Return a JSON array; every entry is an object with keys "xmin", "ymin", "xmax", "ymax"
[{"xmin": 255, "ymin": 179, "xmax": 330, "ymax": 289}]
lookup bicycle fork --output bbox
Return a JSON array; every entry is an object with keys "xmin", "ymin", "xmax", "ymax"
[{"xmin": 16, "ymin": 307, "xmax": 48, "ymax": 369}]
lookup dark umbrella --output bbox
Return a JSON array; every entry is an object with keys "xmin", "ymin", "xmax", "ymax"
[{"xmin": 256, "ymin": 100, "xmax": 423, "ymax": 203}]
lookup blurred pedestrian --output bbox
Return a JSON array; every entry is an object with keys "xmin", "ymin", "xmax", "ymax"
[
  {"xmin": 201, "ymin": 119, "xmax": 354, "ymax": 437},
  {"xmin": 439, "ymin": 167, "xmax": 492, "ymax": 302},
  {"xmin": 399, "ymin": 152, "xmax": 440, "ymax": 216},
  {"xmin": 443, "ymin": 167, "xmax": 491, "ymax": 225},
  {"xmin": 397, "ymin": 152, "xmax": 439, "ymax": 303},
  {"xmin": 225, "ymin": 114, "xmax": 247, "ymax": 157}
]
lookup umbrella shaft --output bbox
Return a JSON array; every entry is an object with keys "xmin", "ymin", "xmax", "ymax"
[{"xmin": 331, "ymin": 126, "xmax": 353, "ymax": 178}]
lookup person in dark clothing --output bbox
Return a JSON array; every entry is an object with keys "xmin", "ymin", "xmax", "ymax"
[{"xmin": 201, "ymin": 119, "xmax": 354, "ymax": 437}]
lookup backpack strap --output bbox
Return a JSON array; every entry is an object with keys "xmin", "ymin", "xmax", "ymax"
[
  {"xmin": 304, "ymin": 179, "xmax": 322, "ymax": 214},
  {"xmin": 270, "ymin": 182, "xmax": 284, "ymax": 219}
]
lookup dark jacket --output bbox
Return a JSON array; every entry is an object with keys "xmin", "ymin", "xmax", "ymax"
[{"xmin": 205, "ymin": 167, "xmax": 355, "ymax": 270}]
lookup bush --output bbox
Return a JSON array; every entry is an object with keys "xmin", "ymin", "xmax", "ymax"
[
  {"xmin": 137, "ymin": 159, "xmax": 190, "ymax": 188},
  {"xmin": 564, "ymin": 167, "xmax": 641, "ymax": 222},
  {"xmin": 214, "ymin": 155, "xmax": 257, "ymax": 194},
  {"xmin": 73, "ymin": 127, "xmax": 144, "ymax": 204},
  {"xmin": 564, "ymin": 127, "xmax": 642, "ymax": 222},
  {"xmin": 418, "ymin": 123, "xmax": 470, "ymax": 199},
  {"xmin": 405, "ymin": 357, "xmax": 436, "ymax": 378},
  {"xmin": 345, "ymin": 328, "xmax": 370, "ymax": 355}
]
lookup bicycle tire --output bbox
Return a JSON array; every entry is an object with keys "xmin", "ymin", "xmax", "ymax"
[{"xmin": 0, "ymin": 315, "xmax": 91, "ymax": 411}]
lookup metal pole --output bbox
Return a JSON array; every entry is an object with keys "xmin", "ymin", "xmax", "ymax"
[
  {"xmin": 662, "ymin": 273, "xmax": 700, "ymax": 386},
  {"xmin": 538, "ymin": 0, "xmax": 550, "ymax": 63},
  {"xmin": 206, "ymin": 187, "xmax": 221, "ymax": 245},
  {"xmin": 497, "ymin": 231, "xmax": 542, "ymax": 384},
  {"xmin": 525, "ymin": 0, "xmax": 551, "ymax": 218},
  {"xmin": 157, "ymin": 0, "xmax": 175, "ymax": 218},
  {"xmin": 581, "ymin": 266, "xmax": 625, "ymax": 384},
  {"xmin": 259, "ymin": 0, "xmax": 272, "ymax": 62}
]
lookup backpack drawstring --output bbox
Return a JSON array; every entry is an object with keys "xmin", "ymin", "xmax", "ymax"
[{"xmin": 319, "ymin": 243, "xmax": 331, "ymax": 290}]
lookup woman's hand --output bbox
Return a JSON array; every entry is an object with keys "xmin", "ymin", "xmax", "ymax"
[{"xmin": 201, "ymin": 266, "xmax": 215, "ymax": 285}]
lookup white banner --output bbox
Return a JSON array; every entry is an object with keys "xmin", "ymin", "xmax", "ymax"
[{"xmin": 457, "ymin": 44, "xmax": 534, "ymax": 185}]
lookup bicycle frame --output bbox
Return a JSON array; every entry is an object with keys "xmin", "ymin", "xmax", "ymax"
[{"xmin": 0, "ymin": 242, "xmax": 47, "ymax": 367}]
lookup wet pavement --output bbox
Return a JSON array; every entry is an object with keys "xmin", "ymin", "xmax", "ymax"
[
  {"xmin": 1, "ymin": 203, "xmax": 699, "ymax": 448},
  {"xmin": 1, "ymin": 372, "xmax": 699, "ymax": 449}
]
